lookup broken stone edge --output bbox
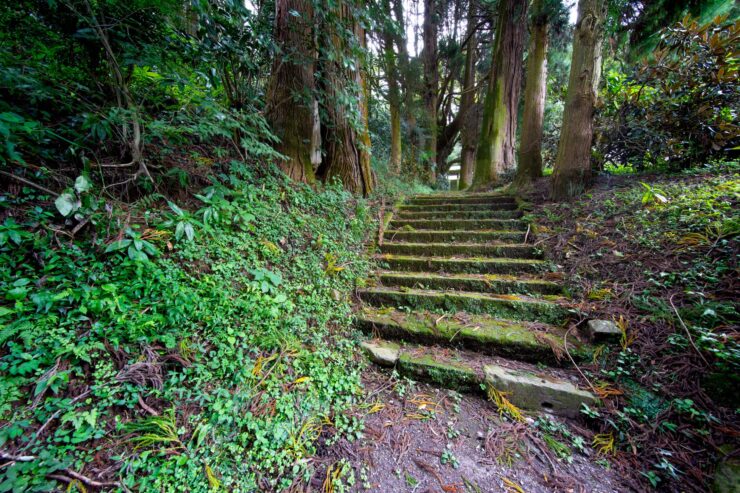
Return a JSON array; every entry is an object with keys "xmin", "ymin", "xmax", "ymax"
[{"xmin": 360, "ymin": 339, "xmax": 597, "ymax": 417}]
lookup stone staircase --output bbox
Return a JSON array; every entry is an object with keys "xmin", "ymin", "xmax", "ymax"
[{"xmin": 357, "ymin": 192, "xmax": 597, "ymax": 417}]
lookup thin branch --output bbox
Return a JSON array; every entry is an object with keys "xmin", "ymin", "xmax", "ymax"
[
  {"xmin": 669, "ymin": 293, "xmax": 709, "ymax": 366},
  {"xmin": 0, "ymin": 171, "xmax": 59, "ymax": 197}
]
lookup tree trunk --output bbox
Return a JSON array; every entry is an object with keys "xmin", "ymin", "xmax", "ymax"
[
  {"xmin": 459, "ymin": 0, "xmax": 478, "ymax": 190},
  {"xmin": 265, "ymin": 0, "xmax": 319, "ymax": 183},
  {"xmin": 316, "ymin": 2, "xmax": 374, "ymax": 196},
  {"xmin": 382, "ymin": 0, "xmax": 402, "ymax": 175},
  {"xmin": 423, "ymin": 0, "xmax": 439, "ymax": 182},
  {"xmin": 472, "ymin": 0, "xmax": 527, "ymax": 188},
  {"xmin": 551, "ymin": 0, "xmax": 606, "ymax": 199},
  {"xmin": 515, "ymin": 0, "xmax": 549, "ymax": 185}
]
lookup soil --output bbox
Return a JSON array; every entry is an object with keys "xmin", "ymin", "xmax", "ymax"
[{"xmin": 318, "ymin": 367, "xmax": 628, "ymax": 493}]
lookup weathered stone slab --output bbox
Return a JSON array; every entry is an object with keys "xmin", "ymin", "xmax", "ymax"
[
  {"xmin": 358, "ymin": 287, "xmax": 568, "ymax": 324},
  {"xmin": 356, "ymin": 307, "xmax": 592, "ymax": 364},
  {"xmin": 374, "ymin": 254, "xmax": 546, "ymax": 275},
  {"xmin": 389, "ymin": 218, "xmax": 527, "ymax": 231},
  {"xmin": 360, "ymin": 340, "xmax": 400, "ymax": 367},
  {"xmin": 383, "ymin": 230, "xmax": 526, "ymax": 243},
  {"xmin": 584, "ymin": 319, "xmax": 622, "ymax": 343},
  {"xmin": 484, "ymin": 364, "xmax": 596, "ymax": 417},
  {"xmin": 398, "ymin": 351, "xmax": 481, "ymax": 394}
]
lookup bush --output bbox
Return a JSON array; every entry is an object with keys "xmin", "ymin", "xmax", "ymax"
[{"xmin": 598, "ymin": 15, "xmax": 739, "ymax": 171}]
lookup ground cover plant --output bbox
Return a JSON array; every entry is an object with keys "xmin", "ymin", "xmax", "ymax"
[
  {"xmin": 0, "ymin": 165, "xmax": 376, "ymax": 491},
  {"xmin": 523, "ymin": 160, "xmax": 739, "ymax": 490}
]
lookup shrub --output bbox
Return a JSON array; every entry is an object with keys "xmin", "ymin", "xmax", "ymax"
[{"xmin": 598, "ymin": 15, "xmax": 739, "ymax": 170}]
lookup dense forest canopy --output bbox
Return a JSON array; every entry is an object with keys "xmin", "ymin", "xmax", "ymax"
[{"xmin": 0, "ymin": 0, "xmax": 738, "ymax": 491}]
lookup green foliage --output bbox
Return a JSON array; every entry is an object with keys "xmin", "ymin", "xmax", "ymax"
[
  {"xmin": 0, "ymin": 165, "xmax": 375, "ymax": 490},
  {"xmin": 599, "ymin": 15, "xmax": 739, "ymax": 170}
]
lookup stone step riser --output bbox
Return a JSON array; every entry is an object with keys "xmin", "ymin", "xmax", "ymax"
[
  {"xmin": 406, "ymin": 198, "xmax": 516, "ymax": 206},
  {"xmin": 358, "ymin": 289, "xmax": 568, "ymax": 324},
  {"xmin": 383, "ymin": 230, "xmax": 527, "ymax": 243},
  {"xmin": 379, "ymin": 243, "xmax": 540, "ymax": 259},
  {"xmin": 395, "ymin": 210, "xmax": 523, "ymax": 220},
  {"xmin": 399, "ymin": 203, "xmax": 519, "ymax": 212},
  {"xmin": 374, "ymin": 272, "xmax": 562, "ymax": 295},
  {"xmin": 377, "ymin": 256, "xmax": 544, "ymax": 275},
  {"xmin": 361, "ymin": 341, "xmax": 596, "ymax": 417},
  {"xmin": 389, "ymin": 219, "xmax": 528, "ymax": 231},
  {"xmin": 356, "ymin": 318, "xmax": 561, "ymax": 364}
]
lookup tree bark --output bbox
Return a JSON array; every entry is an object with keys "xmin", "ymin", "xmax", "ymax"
[
  {"xmin": 423, "ymin": 0, "xmax": 439, "ymax": 182},
  {"xmin": 265, "ymin": 0, "xmax": 320, "ymax": 183},
  {"xmin": 382, "ymin": 0, "xmax": 403, "ymax": 175},
  {"xmin": 472, "ymin": 0, "xmax": 527, "ymax": 188},
  {"xmin": 459, "ymin": 0, "xmax": 478, "ymax": 190},
  {"xmin": 515, "ymin": 0, "xmax": 549, "ymax": 185},
  {"xmin": 316, "ymin": 2, "xmax": 374, "ymax": 196},
  {"xmin": 551, "ymin": 0, "xmax": 606, "ymax": 199}
]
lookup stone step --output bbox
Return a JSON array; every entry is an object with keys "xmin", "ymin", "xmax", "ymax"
[
  {"xmin": 373, "ymin": 271, "xmax": 562, "ymax": 295},
  {"xmin": 357, "ymin": 307, "xmax": 589, "ymax": 364},
  {"xmin": 358, "ymin": 287, "xmax": 570, "ymax": 324},
  {"xmin": 399, "ymin": 202, "xmax": 519, "ymax": 212},
  {"xmin": 360, "ymin": 340, "xmax": 597, "ymax": 417},
  {"xmin": 383, "ymin": 230, "xmax": 527, "ymax": 243},
  {"xmin": 375, "ymin": 253, "xmax": 545, "ymax": 275},
  {"xmin": 389, "ymin": 218, "xmax": 528, "ymax": 231},
  {"xmin": 395, "ymin": 209, "xmax": 523, "ymax": 220},
  {"xmin": 379, "ymin": 242, "xmax": 540, "ymax": 259},
  {"xmin": 406, "ymin": 195, "xmax": 516, "ymax": 206}
]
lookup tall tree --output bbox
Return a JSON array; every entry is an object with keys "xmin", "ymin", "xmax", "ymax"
[
  {"xmin": 515, "ymin": 0, "xmax": 550, "ymax": 185},
  {"xmin": 458, "ymin": 0, "xmax": 479, "ymax": 189},
  {"xmin": 317, "ymin": 1, "xmax": 374, "ymax": 196},
  {"xmin": 265, "ymin": 0, "xmax": 320, "ymax": 183},
  {"xmin": 551, "ymin": 0, "xmax": 606, "ymax": 199},
  {"xmin": 381, "ymin": 0, "xmax": 403, "ymax": 174},
  {"xmin": 422, "ymin": 0, "xmax": 439, "ymax": 180},
  {"xmin": 472, "ymin": 0, "xmax": 528, "ymax": 188}
]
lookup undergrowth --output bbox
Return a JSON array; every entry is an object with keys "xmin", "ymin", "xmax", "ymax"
[
  {"xmin": 528, "ymin": 161, "xmax": 739, "ymax": 491},
  {"xmin": 0, "ymin": 163, "xmax": 376, "ymax": 491}
]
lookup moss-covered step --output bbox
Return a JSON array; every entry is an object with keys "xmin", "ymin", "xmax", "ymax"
[
  {"xmin": 356, "ymin": 307, "xmax": 588, "ymax": 364},
  {"xmin": 375, "ymin": 254, "xmax": 545, "ymax": 275},
  {"xmin": 358, "ymin": 287, "xmax": 570, "ymax": 324},
  {"xmin": 383, "ymin": 230, "xmax": 527, "ymax": 243},
  {"xmin": 397, "ymin": 349, "xmax": 483, "ymax": 394},
  {"xmin": 484, "ymin": 365, "xmax": 597, "ymax": 417},
  {"xmin": 360, "ymin": 340, "xmax": 400, "ymax": 366},
  {"xmin": 398, "ymin": 202, "xmax": 519, "ymax": 212},
  {"xmin": 395, "ymin": 209, "xmax": 523, "ymax": 220},
  {"xmin": 374, "ymin": 271, "xmax": 562, "ymax": 295},
  {"xmin": 406, "ymin": 196, "xmax": 515, "ymax": 206},
  {"xmin": 379, "ymin": 242, "xmax": 541, "ymax": 259},
  {"xmin": 389, "ymin": 218, "xmax": 527, "ymax": 231}
]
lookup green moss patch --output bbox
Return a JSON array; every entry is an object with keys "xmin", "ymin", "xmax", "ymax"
[
  {"xmin": 389, "ymin": 218, "xmax": 528, "ymax": 231},
  {"xmin": 357, "ymin": 307, "xmax": 590, "ymax": 364},
  {"xmin": 376, "ymin": 271, "xmax": 561, "ymax": 295},
  {"xmin": 383, "ymin": 230, "xmax": 527, "ymax": 243},
  {"xmin": 379, "ymin": 242, "xmax": 541, "ymax": 259},
  {"xmin": 375, "ymin": 254, "xmax": 546, "ymax": 275},
  {"xmin": 358, "ymin": 287, "xmax": 570, "ymax": 324},
  {"xmin": 398, "ymin": 351, "xmax": 482, "ymax": 393},
  {"xmin": 395, "ymin": 209, "xmax": 523, "ymax": 220}
]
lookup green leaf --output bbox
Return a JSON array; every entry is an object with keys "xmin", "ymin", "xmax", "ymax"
[
  {"xmin": 105, "ymin": 239, "xmax": 132, "ymax": 252},
  {"xmin": 74, "ymin": 175, "xmax": 92, "ymax": 194},
  {"xmin": 55, "ymin": 193, "xmax": 79, "ymax": 217}
]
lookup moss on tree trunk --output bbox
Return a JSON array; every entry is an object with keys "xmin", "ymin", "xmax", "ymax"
[
  {"xmin": 551, "ymin": 0, "xmax": 606, "ymax": 199},
  {"xmin": 515, "ymin": 0, "xmax": 549, "ymax": 185},
  {"xmin": 472, "ymin": 0, "xmax": 527, "ymax": 188}
]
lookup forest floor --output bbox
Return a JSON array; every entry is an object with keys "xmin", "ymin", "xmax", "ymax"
[{"xmin": 327, "ymin": 163, "xmax": 738, "ymax": 493}]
